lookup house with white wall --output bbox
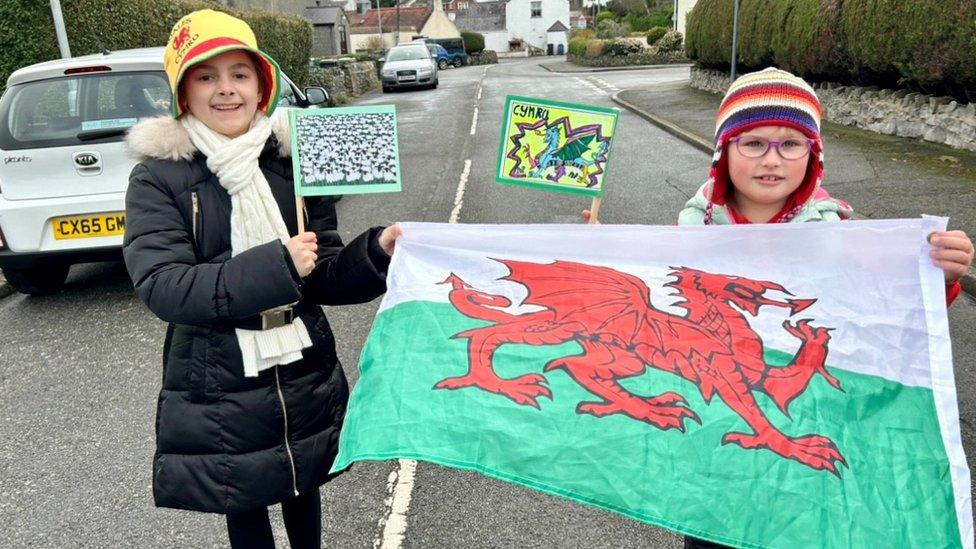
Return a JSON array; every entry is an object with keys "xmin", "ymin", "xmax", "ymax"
[
  {"xmin": 674, "ymin": 0, "xmax": 698, "ymax": 36},
  {"xmin": 506, "ymin": 0, "xmax": 570, "ymax": 52},
  {"xmin": 449, "ymin": 1, "xmax": 509, "ymax": 53},
  {"xmin": 449, "ymin": 0, "xmax": 570, "ymax": 53}
]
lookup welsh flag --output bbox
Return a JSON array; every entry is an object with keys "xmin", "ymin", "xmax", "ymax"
[{"xmin": 333, "ymin": 220, "xmax": 973, "ymax": 548}]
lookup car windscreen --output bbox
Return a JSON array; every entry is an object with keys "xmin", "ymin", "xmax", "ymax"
[
  {"xmin": 0, "ymin": 70, "xmax": 169, "ymax": 150},
  {"xmin": 387, "ymin": 47, "xmax": 430, "ymax": 62}
]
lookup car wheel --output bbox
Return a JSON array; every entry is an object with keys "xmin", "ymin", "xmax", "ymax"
[
  {"xmin": 452, "ymin": 57, "xmax": 463, "ymax": 68},
  {"xmin": 382, "ymin": 85, "xmax": 390, "ymax": 93},
  {"xmin": 431, "ymin": 79, "xmax": 438, "ymax": 89},
  {"xmin": 2, "ymin": 264, "xmax": 69, "ymax": 296},
  {"xmin": 438, "ymin": 59, "xmax": 448, "ymax": 70}
]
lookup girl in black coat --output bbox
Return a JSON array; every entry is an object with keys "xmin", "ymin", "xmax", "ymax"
[{"xmin": 123, "ymin": 10, "xmax": 399, "ymax": 548}]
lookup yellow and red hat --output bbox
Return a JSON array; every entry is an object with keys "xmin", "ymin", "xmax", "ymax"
[{"xmin": 164, "ymin": 9, "xmax": 281, "ymax": 118}]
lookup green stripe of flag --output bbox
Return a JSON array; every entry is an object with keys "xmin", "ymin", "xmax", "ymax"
[{"xmin": 334, "ymin": 301, "xmax": 961, "ymax": 548}]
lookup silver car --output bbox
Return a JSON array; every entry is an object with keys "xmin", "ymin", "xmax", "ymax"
[{"xmin": 380, "ymin": 44, "xmax": 438, "ymax": 92}]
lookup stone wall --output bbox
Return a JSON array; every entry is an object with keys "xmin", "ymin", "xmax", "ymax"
[
  {"xmin": 307, "ymin": 61, "xmax": 380, "ymax": 105},
  {"xmin": 690, "ymin": 67, "xmax": 976, "ymax": 152},
  {"xmin": 468, "ymin": 50, "xmax": 499, "ymax": 66}
]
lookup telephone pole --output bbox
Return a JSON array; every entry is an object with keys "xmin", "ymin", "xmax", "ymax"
[{"xmin": 50, "ymin": 0, "xmax": 71, "ymax": 58}]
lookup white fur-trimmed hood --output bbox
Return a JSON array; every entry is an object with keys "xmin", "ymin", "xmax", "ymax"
[{"xmin": 125, "ymin": 113, "xmax": 292, "ymax": 161}]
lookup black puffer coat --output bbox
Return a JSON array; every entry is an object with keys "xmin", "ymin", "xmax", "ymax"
[{"xmin": 122, "ymin": 116, "xmax": 388, "ymax": 514}]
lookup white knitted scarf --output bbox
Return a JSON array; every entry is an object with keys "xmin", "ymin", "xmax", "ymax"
[{"xmin": 181, "ymin": 113, "xmax": 311, "ymax": 378}]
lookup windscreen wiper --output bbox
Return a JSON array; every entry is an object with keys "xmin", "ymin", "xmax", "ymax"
[{"xmin": 77, "ymin": 127, "xmax": 128, "ymax": 141}]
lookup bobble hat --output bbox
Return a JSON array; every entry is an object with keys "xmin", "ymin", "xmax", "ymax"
[{"xmin": 705, "ymin": 67, "xmax": 824, "ymax": 223}]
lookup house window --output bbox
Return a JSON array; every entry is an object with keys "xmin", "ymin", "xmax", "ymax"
[{"xmin": 530, "ymin": 1, "xmax": 542, "ymax": 17}]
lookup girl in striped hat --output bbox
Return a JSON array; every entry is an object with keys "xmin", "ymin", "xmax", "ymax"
[
  {"xmin": 676, "ymin": 67, "xmax": 973, "ymax": 548},
  {"xmin": 679, "ymin": 66, "xmax": 849, "ymax": 225}
]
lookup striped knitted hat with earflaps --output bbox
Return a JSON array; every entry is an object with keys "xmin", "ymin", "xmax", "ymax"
[{"xmin": 704, "ymin": 67, "xmax": 824, "ymax": 224}]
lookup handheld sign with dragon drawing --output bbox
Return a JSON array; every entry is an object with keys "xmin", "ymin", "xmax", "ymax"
[{"xmin": 495, "ymin": 95, "xmax": 618, "ymax": 198}]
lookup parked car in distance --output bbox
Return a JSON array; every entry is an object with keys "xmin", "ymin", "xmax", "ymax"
[
  {"xmin": 380, "ymin": 44, "xmax": 438, "ymax": 92},
  {"xmin": 419, "ymin": 37, "xmax": 468, "ymax": 67},
  {"xmin": 0, "ymin": 47, "xmax": 327, "ymax": 295},
  {"xmin": 426, "ymin": 44, "xmax": 450, "ymax": 70},
  {"xmin": 420, "ymin": 42, "xmax": 465, "ymax": 69}
]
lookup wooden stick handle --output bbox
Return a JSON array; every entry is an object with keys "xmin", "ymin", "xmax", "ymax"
[
  {"xmin": 296, "ymin": 196, "xmax": 306, "ymax": 234},
  {"xmin": 588, "ymin": 197, "xmax": 602, "ymax": 225}
]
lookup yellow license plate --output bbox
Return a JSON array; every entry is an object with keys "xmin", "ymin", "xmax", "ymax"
[{"xmin": 52, "ymin": 212, "xmax": 126, "ymax": 240}]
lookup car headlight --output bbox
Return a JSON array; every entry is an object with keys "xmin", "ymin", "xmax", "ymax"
[
  {"xmin": 381, "ymin": 69, "xmax": 395, "ymax": 77},
  {"xmin": 418, "ymin": 67, "xmax": 433, "ymax": 75}
]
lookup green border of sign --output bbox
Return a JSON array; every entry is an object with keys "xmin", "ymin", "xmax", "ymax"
[
  {"xmin": 494, "ymin": 95, "xmax": 619, "ymax": 198},
  {"xmin": 291, "ymin": 105, "xmax": 402, "ymax": 196}
]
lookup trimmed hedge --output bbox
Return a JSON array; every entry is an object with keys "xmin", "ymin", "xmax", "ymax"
[
  {"xmin": 1, "ymin": 0, "xmax": 312, "ymax": 95},
  {"xmin": 568, "ymin": 37, "xmax": 588, "ymax": 58},
  {"xmin": 461, "ymin": 31, "xmax": 485, "ymax": 54},
  {"xmin": 0, "ymin": 0, "xmax": 58, "ymax": 96},
  {"xmin": 646, "ymin": 26, "xmax": 668, "ymax": 45},
  {"xmin": 685, "ymin": 0, "xmax": 976, "ymax": 100}
]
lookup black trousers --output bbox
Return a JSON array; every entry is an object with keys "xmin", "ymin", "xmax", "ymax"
[
  {"xmin": 684, "ymin": 536, "xmax": 731, "ymax": 549},
  {"xmin": 226, "ymin": 488, "xmax": 321, "ymax": 549}
]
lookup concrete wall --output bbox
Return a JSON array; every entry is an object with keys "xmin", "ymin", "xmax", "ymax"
[
  {"xmin": 506, "ymin": 0, "xmax": 570, "ymax": 51},
  {"xmin": 483, "ymin": 30, "xmax": 510, "ymax": 52}
]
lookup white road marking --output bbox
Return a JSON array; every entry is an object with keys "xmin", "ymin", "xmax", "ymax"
[
  {"xmin": 375, "ymin": 64, "xmax": 486, "ymax": 549},
  {"xmin": 374, "ymin": 158, "xmax": 471, "ymax": 548},
  {"xmin": 574, "ymin": 77, "xmax": 606, "ymax": 95},
  {"xmin": 376, "ymin": 460, "xmax": 418, "ymax": 549},
  {"xmin": 477, "ymin": 86, "xmax": 482, "ymax": 100},
  {"xmin": 595, "ymin": 78, "xmax": 620, "ymax": 91},
  {"xmin": 450, "ymin": 159, "xmax": 472, "ymax": 224}
]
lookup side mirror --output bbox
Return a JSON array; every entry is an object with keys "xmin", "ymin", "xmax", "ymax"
[
  {"xmin": 430, "ymin": 52, "xmax": 437, "ymax": 59},
  {"xmin": 304, "ymin": 87, "xmax": 329, "ymax": 106}
]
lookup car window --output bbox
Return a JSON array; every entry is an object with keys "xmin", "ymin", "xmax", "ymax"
[
  {"xmin": 0, "ymin": 71, "xmax": 169, "ymax": 150},
  {"xmin": 278, "ymin": 81, "xmax": 299, "ymax": 107},
  {"xmin": 387, "ymin": 47, "xmax": 430, "ymax": 62}
]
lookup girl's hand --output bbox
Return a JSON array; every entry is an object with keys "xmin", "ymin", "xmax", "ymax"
[
  {"xmin": 286, "ymin": 232, "xmax": 318, "ymax": 277},
  {"xmin": 379, "ymin": 224, "xmax": 402, "ymax": 256},
  {"xmin": 929, "ymin": 230, "xmax": 974, "ymax": 283},
  {"xmin": 581, "ymin": 209, "xmax": 601, "ymax": 225}
]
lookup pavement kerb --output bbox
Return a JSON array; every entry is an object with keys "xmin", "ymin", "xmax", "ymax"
[
  {"xmin": 611, "ymin": 89, "xmax": 714, "ymax": 154},
  {"xmin": 539, "ymin": 62, "xmax": 693, "ymax": 74},
  {"xmin": 611, "ymin": 89, "xmax": 976, "ymax": 300}
]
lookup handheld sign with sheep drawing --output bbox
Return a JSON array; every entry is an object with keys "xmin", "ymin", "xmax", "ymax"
[
  {"xmin": 495, "ymin": 95, "xmax": 618, "ymax": 221},
  {"xmin": 291, "ymin": 105, "xmax": 401, "ymax": 195},
  {"xmin": 290, "ymin": 105, "xmax": 402, "ymax": 231}
]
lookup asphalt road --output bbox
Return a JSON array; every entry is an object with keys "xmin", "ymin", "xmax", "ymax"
[{"xmin": 1, "ymin": 58, "xmax": 973, "ymax": 548}]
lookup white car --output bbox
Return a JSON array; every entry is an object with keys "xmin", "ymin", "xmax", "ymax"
[{"xmin": 0, "ymin": 47, "xmax": 327, "ymax": 295}]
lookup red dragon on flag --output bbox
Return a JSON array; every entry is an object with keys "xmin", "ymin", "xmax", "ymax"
[{"xmin": 436, "ymin": 259, "xmax": 847, "ymax": 475}]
